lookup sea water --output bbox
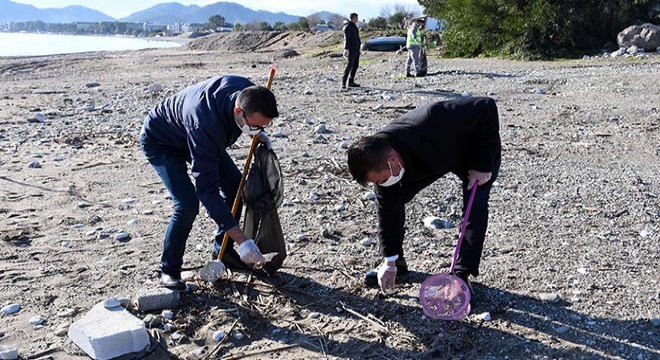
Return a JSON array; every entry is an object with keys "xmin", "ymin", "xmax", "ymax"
[{"xmin": 0, "ymin": 32, "xmax": 181, "ymax": 57}]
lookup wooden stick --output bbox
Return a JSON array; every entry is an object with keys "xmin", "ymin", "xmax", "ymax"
[
  {"xmin": 217, "ymin": 65, "xmax": 276, "ymax": 261},
  {"xmin": 221, "ymin": 344, "xmax": 299, "ymax": 360},
  {"xmin": 340, "ymin": 302, "xmax": 390, "ymax": 334}
]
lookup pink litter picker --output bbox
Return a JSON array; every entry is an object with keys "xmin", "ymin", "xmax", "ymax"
[{"xmin": 419, "ymin": 182, "xmax": 478, "ymax": 320}]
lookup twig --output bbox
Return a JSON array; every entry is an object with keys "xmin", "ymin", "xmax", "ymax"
[
  {"xmin": 205, "ymin": 317, "xmax": 242, "ymax": 360},
  {"xmin": 340, "ymin": 302, "xmax": 390, "ymax": 334},
  {"xmin": 71, "ymin": 161, "xmax": 119, "ymax": 171},
  {"xmin": 221, "ymin": 344, "xmax": 299, "ymax": 360}
]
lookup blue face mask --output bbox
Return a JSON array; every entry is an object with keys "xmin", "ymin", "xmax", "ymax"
[{"xmin": 379, "ymin": 161, "xmax": 405, "ymax": 187}]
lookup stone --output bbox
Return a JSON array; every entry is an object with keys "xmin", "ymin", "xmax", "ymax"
[
  {"xmin": 627, "ymin": 45, "xmax": 639, "ymax": 54},
  {"xmin": 639, "ymin": 230, "xmax": 651, "ymax": 238},
  {"xmin": 61, "ymin": 241, "xmax": 73, "ymax": 248},
  {"xmin": 360, "ymin": 237, "xmax": 375, "ymax": 246},
  {"xmin": 134, "ymin": 287, "xmax": 180, "ymax": 312},
  {"xmin": 617, "ymin": 23, "xmax": 660, "ymax": 51},
  {"xmin": 68, "ymin": 301, "xmax": 149, "ymax": 360},
  {"xmin": 142, "ymin": 209, "xmax": 154, "ymax": 215},
  {"xmin": 114, "ymin": 232, "xmax": 130, "ymax": 241},
  {"xmin": 363, "ymin": 191, "xmax": 376, "ymax": 200},
  {"xmin": 53, "ymin": 155, "xmax": 64, "ymax": 162},
  {"xmin": 314, "ymin": 124, "xmax": 327, "ymax": 134},
  {"xmin": 54, "ymin": 323, "xmax": 69, "ymax": 336},
  {"xmin": 58, "ymin": 308, "xmax": 76, "ymax": 317},
  {"xmin": 161, "ymin": 310, "xmax": 174, "ymax": 319},
  {"xmin": 650, "ymin": 318, "xmax": 660, "ymax": 327},
  {"xmin": 28, "ymin": 113, "xmax": 45, "ymax": 123},
  {"xmin": 475, "ymin": 312, "xmax": 491, "ymax": 321},
  {"xmin": 531, "ymin": 88, "xmax": 545, "ymax": 94},
  {"xmin": 308, "ymin": 312, "xmax": 321, "ymax": 319},
  {"xmin": 577, "ymin": 267, "xmax": 589, "ymax": 274},
  {"xmin": 0, "ymin": 346, "xmax": 18, "ymax": 360},
  {"xmin": 232, "ymin": 331, "xmax": 244, "ymax": 340},
  {"xmin": 554, "ymin": 326, "xmax": 569, "ymax": 334},
  {"xmin": 340, "ymin": 140, "xmax": 350, "ymax": 149},
  {"xmin": 1, "ymin": 304, "xmax": 20, "ymax": 315},
  {"xmin": 85, "ymin": 82, "xmax": 101, "ymax": 88},
  {"xmin": 538, "ymin": 293, "xmax": 560, "ymax": 302},
  {"xmin": 147, "ymin": 84, "xmax": 163, "ymax": 93},
  {"xmin": 334, "ymin": 204, "xmax": 346, "ymax": 212},
  {"xmin": 212, "ymin": 330, "xmax": 225, "ymax": 342},
  {"xmin": 423, "ymin": 216, "xmax": 452, "ymax": 230},
  {"xmin": 29, "ymin": 316, "xmax": 45, "ymax": 325},
  {"xmin": 271, "ymin": 131, "xmax": 287, "ymax": 138},
  {"xmin": 27, "ymin": 161, "xmax": 41, "ymax": 169},
  {"xmin": 296, "ymin": 234, "xmax": 308, "ymax": 241},
  {"xmin": 103, "ymin": 297, "xmax": 121, "ymax": 309},
  {"xmin": 127, "ymin": 219, "xmax": 138, "ymax": 225},
  {"xmin": 611, "ymin": 48, "xmax": 627, "ymax": 57},
  {"xmin": 461, "ymin": 91, "xmax": 471, "ymax": 97},
  {"xmin": 77, "ymin": 202, "xmax": 92, "ymax": 208}
]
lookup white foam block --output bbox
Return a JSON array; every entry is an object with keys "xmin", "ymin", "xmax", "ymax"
[
  {"xmin": 134, "ymin": 287, "xmax": 180, "ymax": 312},
  {"xmin": 68, "ymin": 302, "xmax": 149, "ymax": 360}
]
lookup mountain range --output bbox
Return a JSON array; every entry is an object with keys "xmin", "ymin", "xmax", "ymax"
[{"xmin": 0, "ymin": 0, "xmax": 342, "ymax": 25}]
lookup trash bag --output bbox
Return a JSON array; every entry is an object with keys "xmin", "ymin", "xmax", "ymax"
[
  {"xmin": 242, "ymin": 143, "xmax": 286, "ymax": 274},
  {"xmin": 418, "ymin": 45, "xmax": 428, "ymax": 77}
]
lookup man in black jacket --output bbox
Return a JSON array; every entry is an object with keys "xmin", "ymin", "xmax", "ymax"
[
  {"xmin": 141, "ymin": 75, "xmax": 279, "ymax": 290},
  {"xmin": 347, "ymin": 97, "xmax": 501, "ymax": 295},
  {"xmin": 342, "ymin": 13, "xmax": 361, "ymax": 89}
]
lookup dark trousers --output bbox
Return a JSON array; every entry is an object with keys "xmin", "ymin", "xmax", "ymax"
[
  {"xmin": 140, "ymin": 134, "xmax": 241, "ymax": 277},
  {"xmin": 342, "ymin": 50, "xmax": 360, "ymax": 84},
  {"xmin": 396, "ymin": 161, "xmax": 499, "ymax": 277}
]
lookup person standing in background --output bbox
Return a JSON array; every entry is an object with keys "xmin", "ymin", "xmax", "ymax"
[{"xmin": 342, "ymin": 13, "xmax": 361, "ymax": 89}]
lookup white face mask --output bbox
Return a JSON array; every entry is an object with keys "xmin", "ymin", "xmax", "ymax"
[
  {"xmin": 379, "ymin": 161, "xmax": 405, "ymax": 187},
  {"xmin": 235, "ymin": 113, "xmax": 262, "ymax": 136}
]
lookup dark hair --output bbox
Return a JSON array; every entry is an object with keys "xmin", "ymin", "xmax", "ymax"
[
  {"xmin": 347, "ymin": 135, "xmax": 391, "ymax": 186},
  {"xmin": 350, "ymin": 13, "xmax": 358, "ymax": 19},
  {"xmin": 237, "ymin": 86, "xmax": 279, "ymax": 119}
]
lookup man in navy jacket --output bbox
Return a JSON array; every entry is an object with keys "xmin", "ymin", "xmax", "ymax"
[
  {"xmin": 140, "ymin": 75, "xmax": 279, "ymax": 290},
  {"xmin": 347, "ymin": 97, "xmax": 501, "ymax": 295},
  {"xmin": 342, "ymin": 12, "xmax": 361, "ymax": 89}
]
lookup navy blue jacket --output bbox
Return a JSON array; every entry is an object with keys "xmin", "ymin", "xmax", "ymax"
[
  {"xmin": 374, "ymin": 97, "xmax": 501, "ymax": 257},
  {"xmin": 142, "ymin": 75, "xmax": 254, "ymax": 231},
  {"xmin": 343, "ymin": 21, "xmax": 361, "ymax": 51}
]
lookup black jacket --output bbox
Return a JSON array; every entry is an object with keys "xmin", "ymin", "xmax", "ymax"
[
  {"xmin": 374, "ymin": 97, "xmax": 501, "ymax": 257},
  {"xmin": 343, "ymin": 21, "xmax": 361, "ymax": 51}
]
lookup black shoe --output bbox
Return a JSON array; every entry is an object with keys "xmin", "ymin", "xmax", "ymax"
[
  {"xmin": 364, "ymin": 257, "xmax": 409, "ymax": 288},
  {"xmin": 161, "ymin": 273, "xmax": 187, "ymax": 291},
  {"xmin": 347, "ymin": 81, "xmax": 360, "ymax": 88},
  {"xmin": 406, "ymin": 73, "xmax": 414, "ymax": 78},
  {"xmin": 453, "ymin": 271, "xmax": 475, "ymax": 303},
  {"xmin": 341, "ymin": 83, "xmax": 346, "ymax": 89}
]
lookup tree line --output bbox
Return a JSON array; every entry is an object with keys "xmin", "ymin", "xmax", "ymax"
[{"xmin": 419, "ymin": 0, "xmax": 660, "ymax": 59}]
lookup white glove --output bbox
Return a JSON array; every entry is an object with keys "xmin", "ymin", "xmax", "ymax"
[
  {"xmin": 238, "ymin": 239, "xmax": 266, "ymax": 265},
  {"xmin": 343, "ymin": 49, "xmax": 349, "ymax": 59},
  {"xmin": 257, "ymin": 131, "xmax": 272, "ymax": 150},
  {"xmin": 377, "ymin": 261, "xmax": 397, "ymax": 294}
]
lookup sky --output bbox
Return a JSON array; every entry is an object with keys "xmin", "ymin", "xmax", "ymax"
[{"xmin": 12, "ymin": 0, "xmax": 423, "ymax": 19}]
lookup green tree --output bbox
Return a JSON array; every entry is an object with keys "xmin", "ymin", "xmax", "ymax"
[
  {"xmin": 273, "ymin": 21, "xmax": 287, "ymax": 31},
  {"xmin": 207, "ymin": 14, "xmax": 226, "ymax": 30},
  {"xmin": 419, "ymin": 0, "xmax": 660, "ymax": 59},
  {"xmin": 259, "ymin": 21, "xmax": 273, "ymax": 31},
  {"xmin": 297, "ymin": 17, "xmax": 310, "ymax": 32},
  {"xmin": 368, "ymin": 16, "xmax": 388, "ymax": 30},
  {"xmin": 287, "ymin": 22, "xmax": 301, "ymax": 31},
  {"xmin": 233, "ymin": 23, "xmax": 243, "ymax": 31}
]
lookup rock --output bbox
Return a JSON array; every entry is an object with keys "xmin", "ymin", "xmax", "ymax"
[
  {"xmin": 142, "ymin": 209, "xmax": 154, "ymax": 215},
  {"xmin": 232, "ymin": 331, "xmax": 244, "ymax": 340},
  {"xmin": 296, "ymin": 234, "xmax": 308, "ymax": 241},
  {"xmin": 114, "ymin": 232, "xmax": 130, "ymax": 241},
  {"xmin": 85, "ymin": 82, "xmax": 101, "ymax": 88},
  {"xmin": 29, "ymin": 316, "xmax": 45, "ymax": 325},
  {"xmin": 315, "ymin": 124, "xmax": 328, "ymax": 134},
  {"xmin": 423, "ymin": 216, "xmax": 452, "ymax": 230},
  {"xmin": 577, "ymin": 267, "xmax": 589, "ymax": 274},
  {"xmin": 611, "ymin": 48, "xmax": 627, "ymax": 57},
  {"xmin": 360, "ymin": 237, "xmax": 375, "ymax": 246},
  {"xmin": 191, "ymin": 348, "xmax": 206, "ymax": 358},
  {"xmin": 147, "ymin": 83, "xmax": 163, "ymax": 93},
  {"xmin": 639, "ymin": 230, "xmax": 651, "ymax": 238},
  {"xmin": 363, "ymin": 191, "xmax": 376, "ymax": 200},
  {"xmin": 650, "ymin": 318, "xmax": 660, "ymax": 327},
  {"xmin": 142, "ymin": 314, "xmax": 162, "ymax": 328},
  {"xmin": 271, "ymin": 131, "xmax": 287, "ymax": 138},
  {"xmin": 554, "ymin": 326, "xmax": 570, "ymax": 334},
  {"xmin": 461, "ymin": 91, "xmax": 471, "ymax": 97},
  {"xmin": 538, "ymin": 293, "xmax": 560, "ymax": 302},
  {"xmin": 334, "ymin": 204, "xmax": 346, "ymax": 212},
  {"xmin": 58, "ymin": 308, "xmax": 76, "ymax": 317},
  {"xmin": 212, "ymin": 330, "xmax": 225, "ymax": 341},
  {"xmin": 28, "ymin": 113, "xmax": 45, "ymax": 123},
  {"xmin": 163, "ymin": 323, "xmax": 177, "ymax": 332},
  {"xmin": 161, "ymin": 310, "xmax": 174, "ymax": 319},
  {"xmin": 54, "ymin": 322, "xmax": 69, "ymax": 336},
  {"xmin": 104, "ymin": 297, "xmax": 121, "ymax": 309},
  {"xmin": 475, "ymin": 312, "xmax": 491, "ymax": 321},
  {"xmin": 27, "ymin": 161, "xmax": 41, "ymax": 169},
  {"xmin": 85, "ymin": 230, "xmax": 96, "ymax": 236},
  {"xmin": 127, "ymin": 219, "xmax": 138, "ymax": 225},
  {"xmin": 0, "ymin": 346, "xmax": 18, "ymax": 360},
  {"xmin": 340, "ymin": 140, "xmax": 350, "ymax": 149},
  {"xmin": 617, "ymin": 23, "xmax": 660, "ymax": 51},
  {"xmin": 308, "ymin": 312, "xmax": 321, "ymax": 319},
  {"xmin": 626, "ymin": 45, "xmax": 639, "ymax": 54},
  {"xmin": 53, "ymin": 155, "xmax": 64, "ymax": 162},
  {"xmin": 77, "ymin": 202, "xmax": 92, "ymax": 208},
  {"xmin": 531, "ymin": 88, "xmax": 545, "ymax": 94},
  {"xmin": 61, "ymin": 241, "xmax": 73, "ymax": 248},
  {"xmin": 1, "ymin": 304, "xmax": 20, "ymax": 315},
  {"xmin": 309, "ymin": 193, "xmax": 320, "ymax": 201}
]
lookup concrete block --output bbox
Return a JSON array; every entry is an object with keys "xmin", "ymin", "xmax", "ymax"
[
  {"xmin": 134, "ymin": 287, "xmax": 180, "ymax": 312},
  {"xmin": 68, "ymin": 302, "xmax": 149, "ymax": 360}
]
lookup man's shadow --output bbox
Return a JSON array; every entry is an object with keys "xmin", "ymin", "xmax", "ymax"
[{"xmin": 191, "ymin": 268, "xmax": 659, "ymax": 359}]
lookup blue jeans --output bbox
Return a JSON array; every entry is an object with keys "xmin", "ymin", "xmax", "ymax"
[{"xmin": 140, "ymin": 134, "xmax": 241, "ymax": 277}]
